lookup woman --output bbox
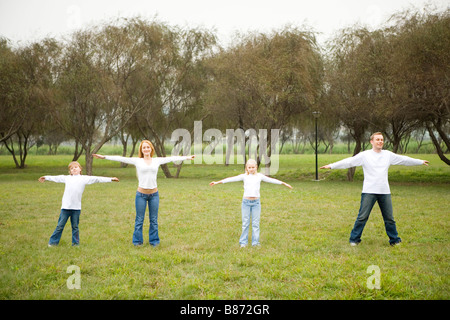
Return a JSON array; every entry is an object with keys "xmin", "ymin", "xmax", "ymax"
[{"xmin": 93, "ymin": 140, "xmax": 194, "ymax": 246}]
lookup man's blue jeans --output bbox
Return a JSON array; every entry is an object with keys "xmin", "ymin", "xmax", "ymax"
[
  {"xmin": 350, "ymin": 193, "xmax": 401, "ymax": 245},
  {"xmin": 240, "ymin": 198, "xmax": 261, "ymax": 246},
  {"xmin": 49, "ymin": 209, "xmax": 80, "ymax": 246},
  {"xmin": 134, "ymin": 191, "xmax": 160, "ymax": 246}
]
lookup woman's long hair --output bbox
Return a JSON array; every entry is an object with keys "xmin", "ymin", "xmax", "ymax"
[{"xmin": 138, "ymin": 140, "xmax": 155, "ymax": 158}]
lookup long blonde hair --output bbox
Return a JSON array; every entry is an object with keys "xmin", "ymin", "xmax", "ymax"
[
  {"xmin": 245, "ymin": 159, "xmax": 258, "ymax": 175},
  {"xmin": 138, "ymin": 140, "xmax": 155, "ymax": 158}
]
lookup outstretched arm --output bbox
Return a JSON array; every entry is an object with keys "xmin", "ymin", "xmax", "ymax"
[
  {"xmin": 38, "ymin": 175, "xmax": 66, "ymax": 183},
  {"xmin": 281, "ymin": 182, "xmax": 293, "ymax": 189},
  {"xmin": 157, "ymin": 155, "xmax": 195, "ymax": 165},
  {"xmin": 209, "ymin": 178, "xmax": 230, "ymax": 186},
  {"xmin": 93, "ymin": 154, "xmax": 138, "ymax": 166},
  {"xmin": 210, "ymin": 174, "xmax": 244, "ymax": 186},
  {"xmin": 85, "ymin": 176, "xmax": 120, "ymax": 185},
  {"xmin": 389, "ymin": 152, "xmax": 429, "ymax": 167},
  {"xmin": 320, "ymin": 153, "xmax": 364, "ymax": 170},
  {"xmin": 260, "ymin": 175, "xmax": 293, "ymax": 189}
]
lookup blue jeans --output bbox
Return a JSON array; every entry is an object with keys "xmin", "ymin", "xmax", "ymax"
[
  {"xmin": 349, "ymin": 193, "xmax": 401, "ymax": 245},
  {"xmin": 49, "ymin": 209, "xmax": 81, "ymax": 246},
  {"xmin": 240, "ymin": 198, "xmax": 261, "ymax": 246},
  {"xmin": 134, "ymin": 191, "xmax": 160, "ymax": 246}
]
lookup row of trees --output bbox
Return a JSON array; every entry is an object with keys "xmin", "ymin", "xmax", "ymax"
[{"xmin": 1, "ymin": 7, "xmax": 449, "ymax": 179}]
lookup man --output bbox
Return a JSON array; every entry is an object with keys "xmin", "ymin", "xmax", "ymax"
[{"xmin": 320, "ymin": 132, "xmax": 429, "ymax": 246}]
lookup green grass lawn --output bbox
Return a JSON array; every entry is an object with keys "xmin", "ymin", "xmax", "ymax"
[{"xmin": 0, "ymin": 154, "xmax": 448, "ymax": 300}]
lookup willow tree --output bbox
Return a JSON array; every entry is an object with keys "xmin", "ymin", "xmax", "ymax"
[
  {"xmin": 54, "ymin": 20, "xmax": 148, "ymax": 175},
  {"xmin": 388, "ymin": 8, "xmax": 450, "ymax": 164},
  {"xmin": 0, "ymin": 38, "xmax": 27, "ymax": 144},
  {"xmin": 125, "ymin": 19, "xmax": 217, "ymax": 178},
  {"xmin": 360, "ymin": 29, "xmax": 420, "ymax": 153},
  {"xmin": 1, "ymin": 38, "xmax": 60, "ymax": 168},
  {"xmin": 205, "ymin": 27, "xmax": 324, "ymax": 169},
  {"xmin": 327, "ymin": 27, "xmax": 385, "ymax": 180}
]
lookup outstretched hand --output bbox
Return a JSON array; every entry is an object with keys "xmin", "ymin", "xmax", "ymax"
[
  {"xmin": 423, "ymin": 160, "xmax": 430, "ymax": 166},
  {"xmin": 92, "ymin": 154, "xmax": 105, "ymax": 159},
  {"xmin": 282, "ymin": 182, "xmax": 293, "ymax": 189},
  {"xmin": 38, "ymin": 177, "xmax": 46, "ymax": 183},
  {"xmin": 320, "ymin": 165, "xmax": 331, "ymax": 169},
  {"xmin": 112, "ymin": 177, "xmax": 119, "ymax": 182}
]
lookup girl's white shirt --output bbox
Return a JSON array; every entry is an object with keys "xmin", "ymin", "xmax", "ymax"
[
  {"xmin": 104, "ymin": 156, "xmax": 190, "ymax": 189},
  {"xmin": 329, "ymin": 149, "xmax": 424, "ymax": 194},
  {"xmin": 221, "ymin": 172, "xmax": 282, "ymax": 198},
  {"xmin": 43, "ymin": 175, "xmax": 114, "ymax": 209}
]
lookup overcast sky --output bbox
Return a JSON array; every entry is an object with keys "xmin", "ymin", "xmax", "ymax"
[{"xmin": 0, "ymin": 0, "xmax": 448, "ymax": 47}]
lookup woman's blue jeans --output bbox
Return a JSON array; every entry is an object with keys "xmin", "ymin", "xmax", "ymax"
[
  {"xmin": 49, "ymin": 209, "xmax": 80, "ymax": 246},
  {"xmin": 134, "ymin": 191, "xmax": 160, "ymax": 246},
  {"xmin": 240, "ymin": 198, "xmax": 261, "ymax": 246},
  {"xmin": 349, "ymin": 193, "xmax": 401, "ymax": 245}
]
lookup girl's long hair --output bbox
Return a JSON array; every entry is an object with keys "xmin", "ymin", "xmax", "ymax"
[{"xmin": 245, "ymin": 159, "xmax": 258, "ymax": 175}]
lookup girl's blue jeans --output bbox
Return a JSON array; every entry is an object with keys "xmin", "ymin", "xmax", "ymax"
[
  {"xmin": 349, "ymin": 193, "xmax": 401, "ymax": 245},
  {"xmin": 49, "ymin": 209, "xmax": 80, "ymax": 246},
  {"xmin": 134, "ymin": 191, "xmax": 160, "ymax": 246},
  {"xmin": 240, "ymin": 198, "xmax": 261, "ymax": 246}
]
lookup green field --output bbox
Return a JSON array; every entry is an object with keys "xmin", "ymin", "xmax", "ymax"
[{"xmin": 0, "ymin": 154, "xmax": 449, "ymax": 300}]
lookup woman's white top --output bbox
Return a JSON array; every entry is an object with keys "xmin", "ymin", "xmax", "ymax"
[
  {"xmin": 104, "ymin": 156, "xmax": 190, "ymax": 189},
  {"xmin": 221, "ymin": 173, "xmax": 283, "ymax": 198},
  {"xmin": 44, "ymin": 175, "xmax": 114, "ymax": 210},
  {"xmin": 329, "ymin": 150, "xmax": 424, "ymax": 194}
]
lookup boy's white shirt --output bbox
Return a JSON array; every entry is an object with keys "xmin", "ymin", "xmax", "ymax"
[
  {"xmin": 221, "ymin": 172, "xmax": 282, "ymax": 198},
  {"xmin": 44, "ymin": 175, "xmax": 113, "ymax": 209},
  {"xmin": 104, "ymin": 156, "xmax": 190, "ymax": 189},
  {"xmin": 329, "ymin": 149, "xmax": 424, "ymax": 194}
]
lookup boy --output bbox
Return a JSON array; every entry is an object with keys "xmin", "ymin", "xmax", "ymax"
[{"xmin": 39, "ymin": 161, "xmax": 119, "ymax": 246}]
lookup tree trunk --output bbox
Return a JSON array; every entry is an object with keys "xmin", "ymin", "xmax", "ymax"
[
  {"xmin": 72, "ymin": 140, "xmax": 83, "ymax": 161},
  {"xmin": 120, "ymin": 133, "xmax": 129, "ymax": 168},
  {"xmin": 426, "ymin": 122, "xmax": 450, "ymax": 165},
  {"xmin": 84, "ymin": 151, "xmax": 94, "ymax": 176},
  {"xmin": 347, "ymin": 136, "xmax": 362, "ymax": 182}
]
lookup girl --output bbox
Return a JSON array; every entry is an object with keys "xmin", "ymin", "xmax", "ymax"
[
  {"xmin": 93, "ymin": 140, "xmax": 194, "ymax": 247},
  {"xmin": 39, "ymin": 161, "xmax": 119, "ymax": 246},
  {"xmin": 210, "ymin": 159, "xmax": 292, "ymax": 247}
]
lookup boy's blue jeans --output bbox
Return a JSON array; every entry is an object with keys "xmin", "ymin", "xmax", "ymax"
[
  {"xmin": 134, "ymin": 191, "xmax": 160, "ymax": 246},
  {"xmin": 49, "ymin": 209, "xmax": 80, "ymax": 246},
  {"xmin": 349, "ymin": 193, "xmax": 401, "ymax": 245},
  {"xmin": 240, "ymin": 198, "xmax": 261, "ymax": 246}
]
